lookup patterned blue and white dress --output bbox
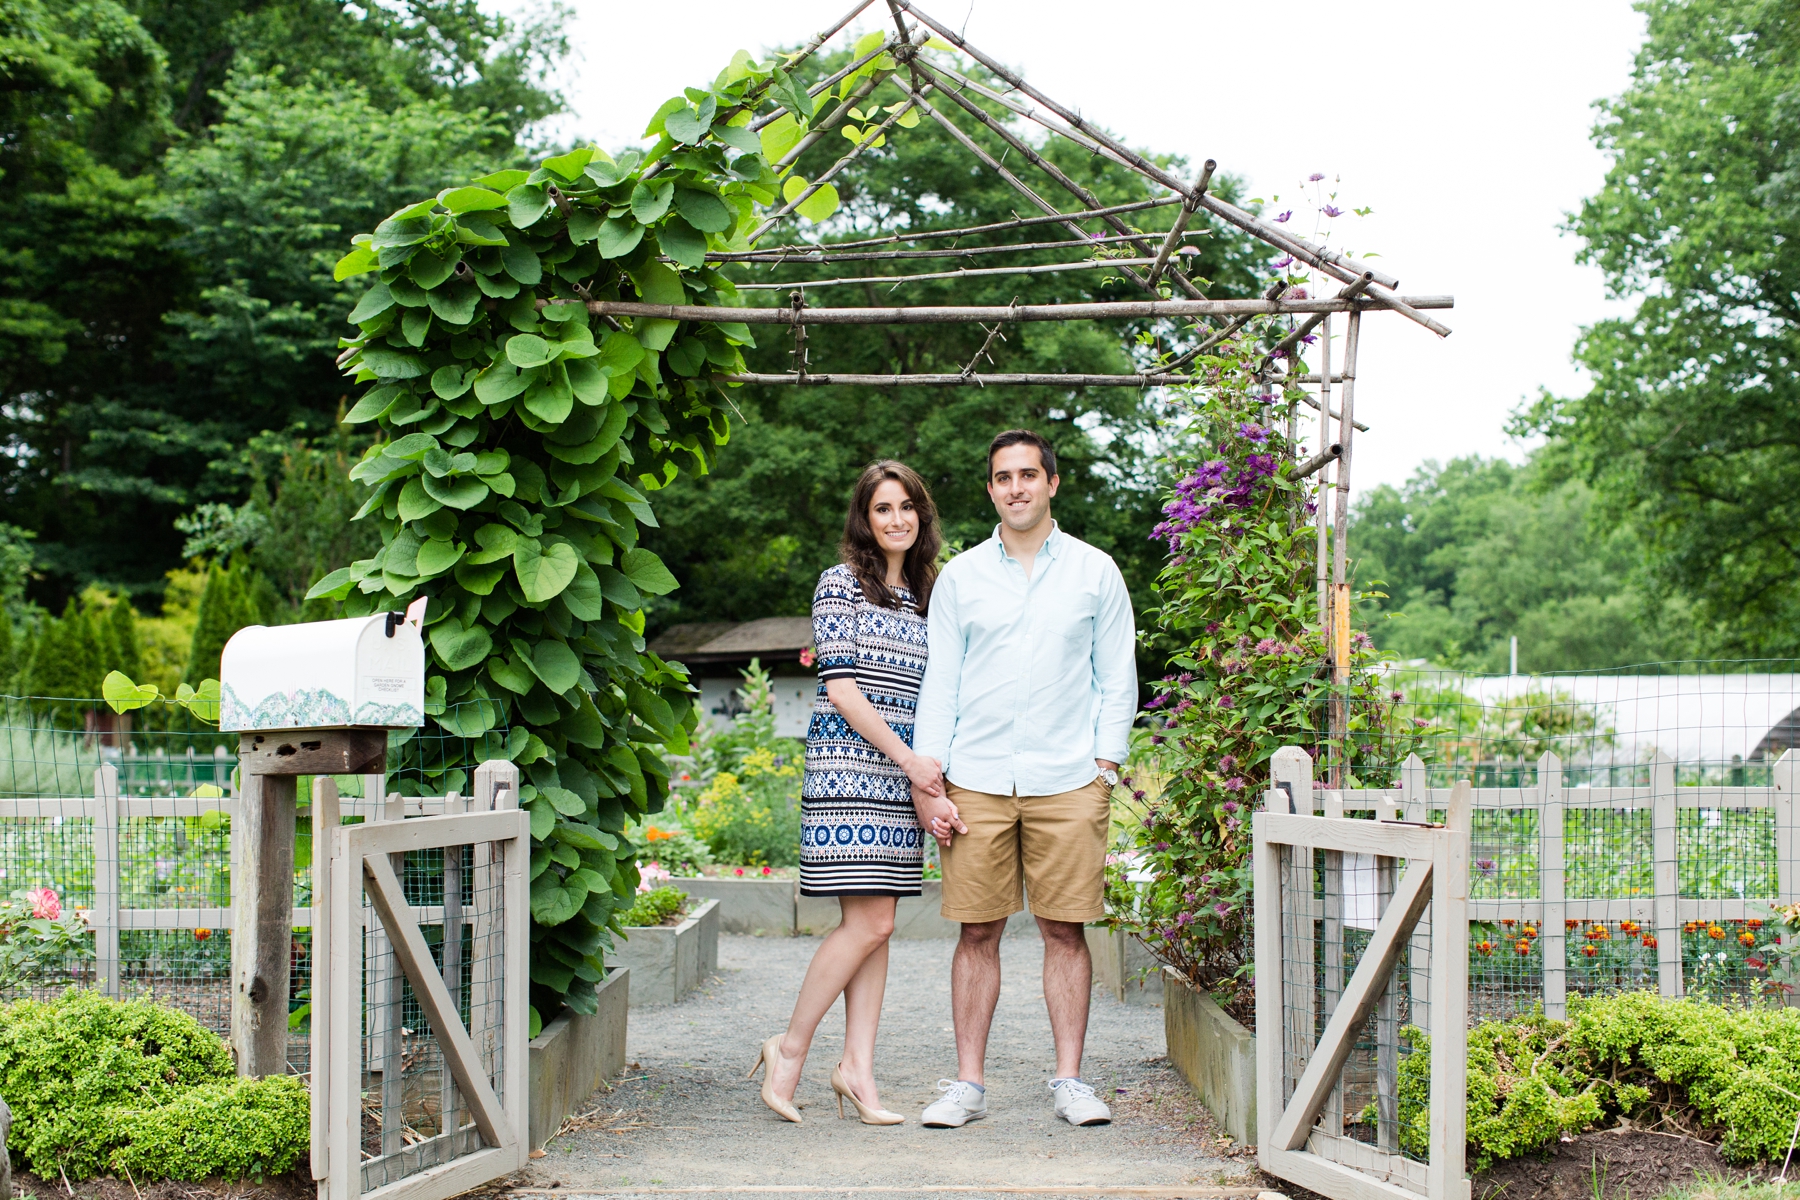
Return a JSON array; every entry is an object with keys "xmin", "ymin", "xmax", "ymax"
[{"xmin": 799, "ymin": 564, "xmax": 929, "ymax": 897}]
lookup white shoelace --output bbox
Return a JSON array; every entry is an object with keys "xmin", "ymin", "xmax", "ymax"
[
  {"xmin": 1053, "ymin": 1078, "xmax": 1098, "ymax": 1102},
  {"xmin": 936, "ymin": 1079, "xmax": 980, "ymax": 1103}
]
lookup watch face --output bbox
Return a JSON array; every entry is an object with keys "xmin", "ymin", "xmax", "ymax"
[{"xmin": 1101, "ymin": 769, "xmax": 1120, "ymax": 787}]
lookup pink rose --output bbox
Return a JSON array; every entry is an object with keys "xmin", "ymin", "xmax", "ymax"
[{"xmin": 27, "ymin": 887, "xmax": 60, "ymax": 920}]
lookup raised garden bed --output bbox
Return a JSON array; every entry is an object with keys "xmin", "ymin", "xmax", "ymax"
[
  {"xmin": 611, "ymin": 898, "xmax": 719, "ymax": 1006},
  {"xmin": 1162, "ymin": 965, "xmax": 1256, "ymax": 1145},
  {"xmin": 527, "ymin": 967, "xmax": 629, "ymax": 1149},
  {"xmin": 1087, "ymin": 925, "xmax": 1164, "ymax": 1006},
  {"xmin": 674, "ymin": 876, "xmax": 796, "ymax": 935}
]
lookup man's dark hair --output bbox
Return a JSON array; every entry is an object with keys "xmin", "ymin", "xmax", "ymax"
[{"xmin": 987, "ymin": 429, "xmax": 1057, "ymax": 479}]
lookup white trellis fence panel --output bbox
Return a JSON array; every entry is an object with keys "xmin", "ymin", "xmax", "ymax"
[
  {"xmin": 314, "ymin": 760, "xmax": 529, "ymax": 1200},
  {"xmin": 1255, "ymin": 746, "xmax": 1472, "ymax": 1200}
]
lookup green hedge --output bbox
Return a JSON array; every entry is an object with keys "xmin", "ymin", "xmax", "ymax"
[
  {"xmin": 0, "ymin": 990, "xmax": 308, "ymax": 1181},
  {"xmin": 1387, "ymin": 991, "xmax": 1800, "ymax": 1168}
]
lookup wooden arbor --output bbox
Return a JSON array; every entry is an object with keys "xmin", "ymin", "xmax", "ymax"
[{"xmin": 639, "ymin": 0, "xmax": 1453, "ymax": 779}]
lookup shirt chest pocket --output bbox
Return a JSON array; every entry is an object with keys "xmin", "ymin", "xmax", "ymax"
[{"xmin": 1035, "ymin": 595, "xmax": 1098, "ymax": 649}]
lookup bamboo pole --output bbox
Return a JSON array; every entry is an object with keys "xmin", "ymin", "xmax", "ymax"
[
  {"xmin": 1294, "ymin": 444, "xmax": 1342, "ymax": 478},
  {"xmin": 714, "ymin": 229, "xmax": 1196, "ymax": 265},
  {"xmin": 734, "ymin": 253, "xmax": 1184, "ymax": 290},
  {"xmin": 1314, "ymin": 310, "xmax": 1333, "ymax": 667},
  {"xmin": 771, "ymin": 63, "xmax": 901, "ymax": 173},
  {"xmin": 717, "ymin": 196, "xmax": 1182, "ymax": 257},
  {"xmin": 1264, "ymin": 274, "xmax": 1373, "ymax": 369},
  {"xmin": 1329, "ymin": 311, "xmax": 1362, "ymax": 789},
  {"xmin": 750, "ymin": 86, "xmax": 929, "ymax": 243},
  {"xmin": 909, "ymin": 91, "xmax": 1163, "ymax": 295},
  {"xmin": 588, "ymin": 295, "xmax": 1452, "ymax": 324},
  {"xmin": 891, "ymin": 1, "xmax": 1403, "ymax": 292},
  {"xmin": 911, "ymin": 62, "xmax": 1208, "ymax": 300},
  {"xmin": 644, "ymin": 0, "xmax": 882, "ymax": 177},
  {"xmin": 716, "ymin": 371, "xmax": 1208, "ymax": 387},
  {"xmin": 1145, "ymin": 163, "xmax": 1212, "ymax": 287},
  {"xmin": 1144, "ymin": 280, "xmax": 1287, "ymax": 375},
  {"xmin": 748, "ymin": 33, "xmax": 897, "ymax": 131}
]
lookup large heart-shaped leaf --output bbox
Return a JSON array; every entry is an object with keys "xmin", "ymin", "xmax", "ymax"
[
  {"xmin": 427, "ymin": 282, "xmax": 478, "ymax": 323},
  {"xmin": 397, "ymin": 477, "xmax": 441, "ymax": 521},
  {"xmin": 506, "ymin": 183, "xmax": 550, "ymax": 229},
  {"xmin": 630, "ymin": 179, "xmax": 675, "ymax": 224},
  {"xmin": 359, "ymin": 347, "xmax": 427, "ymax": 378},
  {"xmin": 527, "ymin": 640, "xmax": 582, "ymax": 693},
  {"xmin": 349, "ymin": 282, "xmax": 395, "ymax": 324},
  {"xmin": 506, "ymin": 334, "xmax": 554, "ymax": 368},
  {"xmin": 597, "ymin": 216, "xmax": 644, "ymax": 260},
  {"xmin": 514, "ymin": 540, "xmax": 580, "ymax": 602},
  {"xmin": 501, "ymin": 242, "xmax": 542, "ymax": 285},
  {"xmin": 411, "ymin": 248, "xmax": 459, "ymax": 289},
  {"xmin": 421, "ymin": 474, "xmax": 488, "ymax": 510},
  {"xmin": 103, "ymin": 671, "xmax": 160, "ymax": 714},
  {"xmin": 466, "ymin": 523, "xmax": 518, "ymax": 564},
  {"xmin": 676, "ymin": 188, "xmax": 733, "ymax": 233},
  {"xmin": 474, "ymin": 363, "xmax": 531, "ymax": 405},
  {"xmin": 659, "ymin": 217, "xmax": 707, "ymax": 269},
  {"xmin": 522, "ymin": 379, "xmax": 575, "ymax": 424},
  {"xmin": 530, "ymin": 876, "xmax": 585, "ymax": 926},
  {"xmin": 621, "ymin": 547, "xmax": 679, "ymax": 595},
  {"xmin": 488, "ymin": 653, "xmax": 537, "ymax": 695},
  {"xmin": 438, "ymin": 185, "xmax": 508, "ymax": 213},
  {"xmin": 540, "ymin": 785, "xmax": 588, "ymax": 817},
  {"xmin": 597, "ymin": 331, "xmax": 647, "ymax": 377},
  {"xmin": 415, "ymin": 538, "xmax": 464, "ymax": 576},
  {"xmin": 561, "ymin": 562, "xmax": 607, "ymax": 620},
  {"xmin": 429, "ymin": 621, "xmax": 493, "ymax": 671},
  {"xmin": 453, "ymin": 559, "xmax": 507, "ymax": 595}
]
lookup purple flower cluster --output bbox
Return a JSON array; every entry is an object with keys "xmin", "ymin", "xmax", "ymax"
[{"xmin": 1150, "ymin": 447, "xmax": 1282, "ymax": 550}]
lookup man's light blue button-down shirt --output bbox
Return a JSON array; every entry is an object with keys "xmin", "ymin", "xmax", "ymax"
[{"xmin": 913, "ymin": 521, "xmax": 1137, "ymax": 797}]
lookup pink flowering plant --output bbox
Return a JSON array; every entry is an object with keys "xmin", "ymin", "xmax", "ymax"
[
  {"xmin": 0, "ymin": 886, "xmax": 94, "ymax": 991},
  {"xmin": 1118, "ymin": 331, "xmax": 1426, "ymax": 1020}
]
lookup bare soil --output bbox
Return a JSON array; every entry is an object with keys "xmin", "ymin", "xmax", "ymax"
[
  {"xmin": 14, "ymin": 1169, "xmax": 312, "ymax": 1200},
  {"xmin": 1470, "ymin": 1130, "xmax": 1762, "ymax": 1200}
]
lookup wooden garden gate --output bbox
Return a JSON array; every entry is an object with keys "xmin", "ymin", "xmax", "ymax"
[
  {"xmin": 313, "ymin": 760, "xmax": 531, "ymax": 1200},
  {"xmin": 1255, "ymin": 747, "xmax": 1473, "ymax": 1200}
]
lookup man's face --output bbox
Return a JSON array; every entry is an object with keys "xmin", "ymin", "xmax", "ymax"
[{"xmin": 987, "ymin": 443, "xmax": 1059, "ymax": 533}]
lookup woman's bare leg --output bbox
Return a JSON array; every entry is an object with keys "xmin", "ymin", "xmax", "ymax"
[
  {"xmin": 838, "ymin": 933, "xmax": 891, "ymax": 1108},
  {"xmin": 768, "ymin": 896, "xmax": 897, "ymax": 1102}
]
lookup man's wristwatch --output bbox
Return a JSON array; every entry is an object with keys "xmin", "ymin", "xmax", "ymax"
[{"xmin": 1099, "ymin": 767, "xmax": 1120, "ymax": 788}]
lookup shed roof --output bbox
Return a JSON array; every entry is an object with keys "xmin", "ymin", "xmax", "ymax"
[{"xmin": 650, "ymin": 617, "xmax": 814, "ymax": 666}]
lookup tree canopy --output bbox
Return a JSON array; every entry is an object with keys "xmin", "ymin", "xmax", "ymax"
[{"xmin": 1516, "ymin": 0, "xmax": 1800, "ymax": 656}]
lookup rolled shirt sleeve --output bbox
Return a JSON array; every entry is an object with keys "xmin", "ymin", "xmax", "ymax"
[
  {"xmin": 911, "ymin": 568, "xmax": 962, "ymax": 769},
  {"xmin": 1090, "ymin": 561, "xmax": 1138, "ymax": 765}
]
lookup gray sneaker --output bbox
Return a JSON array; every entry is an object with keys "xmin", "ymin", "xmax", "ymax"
[
  {"xmin": 1050, "ymin": 1078, "xmax": 1112, "ymax": 1125},
  {"xmin": 922, "ymin": 1079, "xmax": 988, "ymax": 1127}
]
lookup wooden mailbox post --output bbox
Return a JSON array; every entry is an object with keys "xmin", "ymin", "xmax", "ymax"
[
  {"xmin": 223, "ymin": 599, "xmax": 428, "ymax": 1077},
  {"xmin": 233, "ymin": 728, "xmax": 388, "ymax": 1077}
]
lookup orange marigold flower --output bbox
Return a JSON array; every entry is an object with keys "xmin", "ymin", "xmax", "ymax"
[
  {"xmin": 1524, "ymin": 926, "xmax": 1539, "ymax": 939},
  {"xmin": 1515, "ymin": 939, "xmax": 1533, "ymax": 955},
  {"xmin": 1739, "ymin": 931, "xmax": 1757, "ymax": 947},
  {"xmin": 1685, "ymin": 921, "xmax": 1701, "ymax": 934},
  {"xmin": 1620, "ymin": 920, "xmax": 1640, "ymax": 935},
  {"xmin": 1747, "ymin": 919, "xmax": 1763, "ymax": 930},
  {"xmin": 1476, "ymin": 940, "xmax": 1494, "ymax": 956},
  {"xmin": 194, "ymin": 928, "xmax": 212, "ymax": 941},
  {"xmin": 1582, "ymin": 944, "xmax": 1599, "ymax": 957},
  {"xmin": 1708, "ymin": 925, "xmax": 1726, "ymax": 939},
  {"xmin": 1567, "ymin": 919, "xmax": 1581, "ymax": 930},
  {"xmin": 1502, "ymin": 919, "xmax": 1516, "ymax": 927},
  {"xmin": 1642, "ymin": 935, "xmax": 1658, "ymax": 950}
]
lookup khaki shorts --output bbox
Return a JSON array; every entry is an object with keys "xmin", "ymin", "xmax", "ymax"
[{"xmin": 939, "ymin": 776, "xmax": 1111, "ymax": 924}]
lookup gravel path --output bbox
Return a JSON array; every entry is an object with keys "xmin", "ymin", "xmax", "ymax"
[{"xmin": 527, "ymin": 932, "xmax": 1245, "ymax": 1197}]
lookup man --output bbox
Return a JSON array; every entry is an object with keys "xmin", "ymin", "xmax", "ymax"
[{"xmin": 910, "ymin": 429, "xmax": 1137, "ymax": 1129}]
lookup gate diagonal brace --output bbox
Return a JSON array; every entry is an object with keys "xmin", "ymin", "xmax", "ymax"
[
  {"xmin": 362, "ymin": 851, "xmax": 513, "ymax": 1151},
  {"xmin": 1270, "ymin": 854, "xmax": 1435, "ymax": 1152}
]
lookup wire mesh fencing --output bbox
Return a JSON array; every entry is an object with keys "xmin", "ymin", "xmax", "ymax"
[
  {"xmin": 0, "ymin": 695, "xmax": 511, "ymax": 1078},
  {"xmin": 1304, "ymin": 662, "xmax": 1800, "ymax": 1019}
]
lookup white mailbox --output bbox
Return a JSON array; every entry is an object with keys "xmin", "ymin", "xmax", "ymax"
[{"xmin": 220, "ymin": 599, "xmax": 428, "ymax": 732}]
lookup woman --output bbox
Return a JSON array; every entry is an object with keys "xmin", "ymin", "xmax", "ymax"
[{"xmin": 747, "ymin": 460, "xmax": 946, "ymax": 1126}]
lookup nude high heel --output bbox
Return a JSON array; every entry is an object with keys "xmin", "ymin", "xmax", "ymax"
[
  {"xmin": 831, "ymin": 1064, "xmax": 904, "ymax": 1125},
  {"xmin": 747, "ymin": 1035, "xmax": 802, "ymax": 1124}
]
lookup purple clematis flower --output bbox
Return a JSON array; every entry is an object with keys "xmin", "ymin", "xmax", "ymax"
[
  {"xmin": 1275, "ymin": 210, "xmax": 1292, "ymax": 222},
  {"xmin": 1308, "ymin": 172, "xmax": 1326, "ymax": 181},
  {"xmin": 1322, "ymin": 205, "xmax": 1342, "ymax": 217}
]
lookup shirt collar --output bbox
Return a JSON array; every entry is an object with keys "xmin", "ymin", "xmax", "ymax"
[{"xmin": 989, "ymin": 520, "xmax": 1063, "ymax": 563}]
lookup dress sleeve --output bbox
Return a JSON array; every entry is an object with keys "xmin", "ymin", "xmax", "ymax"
[{"xmin": 812, "ymin": 568, "xmax": 860, "ymax": 682}]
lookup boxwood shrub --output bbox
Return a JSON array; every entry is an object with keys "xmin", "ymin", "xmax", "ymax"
[{"xmin": 0, "ymin": 990, "xmax": 308, "ymax": 1181}]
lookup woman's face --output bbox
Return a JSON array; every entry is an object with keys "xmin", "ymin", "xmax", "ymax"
[{"xmin": 868, "ymin": 479, "xmax": 920, "ymax": 558}]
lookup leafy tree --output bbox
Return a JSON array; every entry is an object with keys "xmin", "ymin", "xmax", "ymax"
[
  {"xmin": 184, "ymin": 561, "xmax": 272, "ymax": 685},
  {"xmin": 21, "ymin": 600, "xmax": 103, "ymax": 702},
  {"xmin": 1352, "ymin": 456, "xmax": 1704, "ymax": 671},
  {"xmin": 1, "ymin": 0, "xmax": 566, "ymax": 603},
  {"xmin": 641, "ymin": 50, "xmax": 1266, "ymax": 635},
  {"xmin": 1515, "ymin": 0, "xmax": 1800, "ymax": 655}
]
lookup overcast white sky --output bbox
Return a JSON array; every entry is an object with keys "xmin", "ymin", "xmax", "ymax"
[{"xmin": 497, "ymin": 0, "xmax": 1646, "ymax": 490}]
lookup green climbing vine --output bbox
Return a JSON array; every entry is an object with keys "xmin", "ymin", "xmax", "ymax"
[{"xmin": 307, "ymin": 42, "xmax": 902, "ymax": 1026}]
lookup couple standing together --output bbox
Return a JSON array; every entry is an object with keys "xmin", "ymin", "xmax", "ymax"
[{"xmin": 747, "ymin": 429, "xmax": 1137, "ymax": 1129}]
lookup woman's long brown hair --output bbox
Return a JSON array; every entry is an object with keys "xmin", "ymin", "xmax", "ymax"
[{"xmin": 840, "ymin": 460, "xmax": 942, "ymax": 614}]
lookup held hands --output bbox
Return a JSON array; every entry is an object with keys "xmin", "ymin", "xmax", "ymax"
[
  {"xmin": 909, "ymin": 757, "xmax": 967, "ymax": 848},
  {"xmin": 900, "ymin": 750, "xmax": 945, "ymax": 798}
]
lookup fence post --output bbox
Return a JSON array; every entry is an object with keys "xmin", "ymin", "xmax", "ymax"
[
  {"xmin": 1427, "ymin": 781, "xmax": 1472, "ymax": 1200},
  {"xmin": 1539, "ymin": 751, "xmax": 1565, "ymax": 1020},
  {"xmin": 309, "ymin": 776, "xmax": 339, "ymax": 1186},
  {"xmin": 471, "ymin": 760, "xmax": 520, "ymax": 1101},
  {"xmin": 1269, "ymin": 746, "xmax": 1313, "ymax": 1106},
  {"xmin": 1403, "ymin": 754, "xmax": 1431, "ymax": 1037},
  {"xmin": 93, "ymin": 764, "xmax": 120, "ymax": 999},
  {"xmin": 1776, "ymin": 750, "xmax": 1797, "ymax": 910},
  {"xmin": 1651, "ymin": 751, "xmax": 1682, "ymax": 999}
]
